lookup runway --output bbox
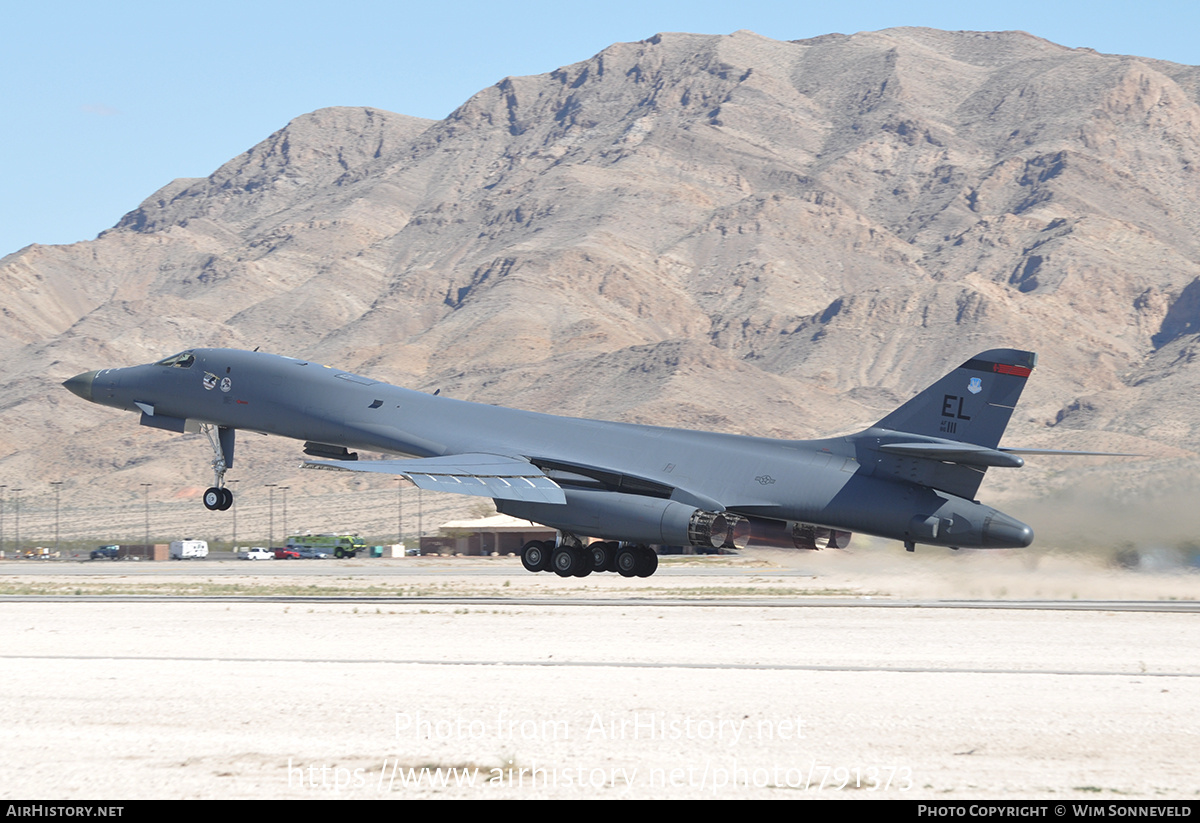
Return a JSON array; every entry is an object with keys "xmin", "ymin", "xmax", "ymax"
[
  {"xmin": 5, "ymin": 594, "xmax": 1200, "ymax": 612},
  {"xmin": 6, "ymin": 650, "xmax": 1198, "ymax": 679},
  {"xmin": 2, "ymin": 554, "xmax": 1198, "ymax": 799}
]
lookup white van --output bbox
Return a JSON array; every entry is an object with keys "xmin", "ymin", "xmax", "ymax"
[{"xmin": 169, "ymin": 539, "xmax": 209, "ymax": 560}]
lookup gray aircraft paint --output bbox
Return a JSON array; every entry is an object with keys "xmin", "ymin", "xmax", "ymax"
[{"xmin": 64, "ymin": 348, "xmax": 1056, "ymax": 556}]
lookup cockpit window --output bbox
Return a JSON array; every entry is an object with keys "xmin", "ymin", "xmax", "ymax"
[{"xmin": 155, "ymin": 351, "xmax": 196, "ymax": 369}]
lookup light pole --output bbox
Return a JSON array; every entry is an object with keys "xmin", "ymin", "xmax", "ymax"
[
  {"xmin": 141, "ymin": 484, "xmax": 151, "ymax": 548},
  {"xmin": 397, "ymin": 479, "xmax": 403, "ymax": 551},
  {"xmin": 265, "ymin": 484, "xmax": 277, "ymax": 547},
  {"xmin": 1, "ymin": 484, "xmax": 7, "ymax": 557},
  {"xmin": 280, "ymin": 487, "xmax": 289, "ymax": 543},
  {"xmin": 13, "ymin": 488, "xmax": 22, "ymax": 556},
  {"xmin": 51, "ymin": 481, "xmax": 63, "ymax": 554}
]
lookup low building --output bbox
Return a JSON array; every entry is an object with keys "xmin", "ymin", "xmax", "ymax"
[{"xmin": 422, "ymin": 514, "xmax": 555, "ymax": 556}]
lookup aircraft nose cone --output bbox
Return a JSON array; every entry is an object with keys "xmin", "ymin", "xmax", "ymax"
[{"xmin": 63, "ymin": 370, "xmax": 97, "ymax": 402}]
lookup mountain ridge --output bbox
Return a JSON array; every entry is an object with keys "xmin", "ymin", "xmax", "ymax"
[{"xmin": 3, "ymin": 27, "xmax": 1198, "ymax": 543}]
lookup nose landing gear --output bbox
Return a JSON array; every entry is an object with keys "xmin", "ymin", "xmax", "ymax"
[{"xmin": 200, "ymin": 424, "xmax": 235, "ymax": 511}]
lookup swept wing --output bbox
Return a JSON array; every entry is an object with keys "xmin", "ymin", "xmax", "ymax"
[{"xmin": 302, "ymin": 452, "xmax": 565, "ymax": 505}]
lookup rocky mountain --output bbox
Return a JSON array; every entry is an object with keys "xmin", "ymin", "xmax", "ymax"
[{"xmin": 3, "ymin": 28, "xmax": 1199, "ymax": 547}]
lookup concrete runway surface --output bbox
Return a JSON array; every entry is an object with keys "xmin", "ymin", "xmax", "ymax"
[{"xmin": 1, "ymin": 552, "xmax": 1198, "ymax": 799}]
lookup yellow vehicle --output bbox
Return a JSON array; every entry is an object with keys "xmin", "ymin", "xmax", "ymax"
[{"xmin": 285, "ymin": 534, "xmax": 366, "ymax": 559}]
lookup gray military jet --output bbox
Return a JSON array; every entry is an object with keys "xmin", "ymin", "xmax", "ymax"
[{"xmin": 62, "ymin": 347, "xmax": 1112, "ymax": 576}]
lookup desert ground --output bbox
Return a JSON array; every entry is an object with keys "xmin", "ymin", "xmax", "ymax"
[{"xmin": 1, "ymin": 549, "xmax": 1198, "ymax": 800}]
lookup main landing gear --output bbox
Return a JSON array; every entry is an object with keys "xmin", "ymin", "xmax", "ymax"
[
  {"xmin": 521, "ymin": 535, "xmax": 659, "ymax": 578},
  {"xmin": 200, "ymin": 424, "xmax": 235, "ymax": 511},
  {"xmin": 203, "ymin": 486, "xmax": 233, "ymax": 511}
]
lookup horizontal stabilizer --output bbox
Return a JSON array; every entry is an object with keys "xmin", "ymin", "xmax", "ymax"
[
  {"xmin": 999, "ymin": 447, "xmax": 1141, "ymax": 457},
  {"xmin": 302, "ymin": 452, "xmax": 566, "ymax": 504},
  {"xmin": 878, "ymin": 442, "xmax": 1025, "ymax": 468}
]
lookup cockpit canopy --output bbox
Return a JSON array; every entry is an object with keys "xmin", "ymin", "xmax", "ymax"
[{"xmin": 155, "ymin": 351, "xmax": 196, "ymax": 369}]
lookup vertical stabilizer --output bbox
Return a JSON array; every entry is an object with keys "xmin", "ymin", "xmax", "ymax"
[{"xmin": 874, "ymin": 349, "xmax": 1037, "ymax": 448}]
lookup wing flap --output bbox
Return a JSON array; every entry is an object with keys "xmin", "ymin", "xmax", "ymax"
[{"xmin": 301, "ymin": 453, "xmax": 566, "ymax": 504}]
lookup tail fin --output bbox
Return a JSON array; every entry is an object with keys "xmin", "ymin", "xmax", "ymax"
[
  {"xmin": 864, "ymin": 349, "xmax": 1037, "ymax": 500},
  {"xmin": 875, "ymin": 349, "xmax": 1037, "ymax": 447}
]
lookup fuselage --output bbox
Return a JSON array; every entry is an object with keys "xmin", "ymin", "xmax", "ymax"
[{"xmin": 65, "ymin": 348, "xmax": 1033, "ymax": 550}]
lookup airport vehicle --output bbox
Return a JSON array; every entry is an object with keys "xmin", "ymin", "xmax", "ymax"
[
  {"xmin": 90, "ymin": 545, "xmax": 120, "ymax": 560},
  {"xmin": 236, "ymin": 546, "xmax": 273, "ymax": 560},
  {"xmin": 286, "ymin": 533, "xmax": 364, "ymax": 559},
  {"xmin": 63, "ymin": 347, "xmax": 1126, "ymax": 577},
  {"xmin": 295, "ymin": 547, "xmax": 330, "ymax": 559},
  {"xmin": 169, "ymin": 539, "xmax": 208, "ymax": 560},
  {"xmin": 273, "ymin": 547, "xmax": 301, "ymax": 560}
]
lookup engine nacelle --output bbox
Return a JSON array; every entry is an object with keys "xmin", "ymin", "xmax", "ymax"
[
  {"xmin": 496, "ymin": 489, "xmax": 749, "ymax": 549},
  {"xmin": 794, "ymin": 524, "xmax": 852, "ymax": 550},
  {"xmin": 688, "ymin": 510, "xmax": 751, "ymax": 549},
  {"xmin": 745, "ymin": 517, "xmax": 852, "ymax": 550}
]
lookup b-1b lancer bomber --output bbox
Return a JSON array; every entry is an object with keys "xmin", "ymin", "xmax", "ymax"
[{"xmin": 63, "ymin": 347, "xmax": 1116, "ymax": 577}]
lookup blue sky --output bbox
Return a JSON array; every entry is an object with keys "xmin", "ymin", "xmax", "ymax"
[{"xmin": 3, "ymin": 0, "xmax": 1197, "ymax": 258}]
